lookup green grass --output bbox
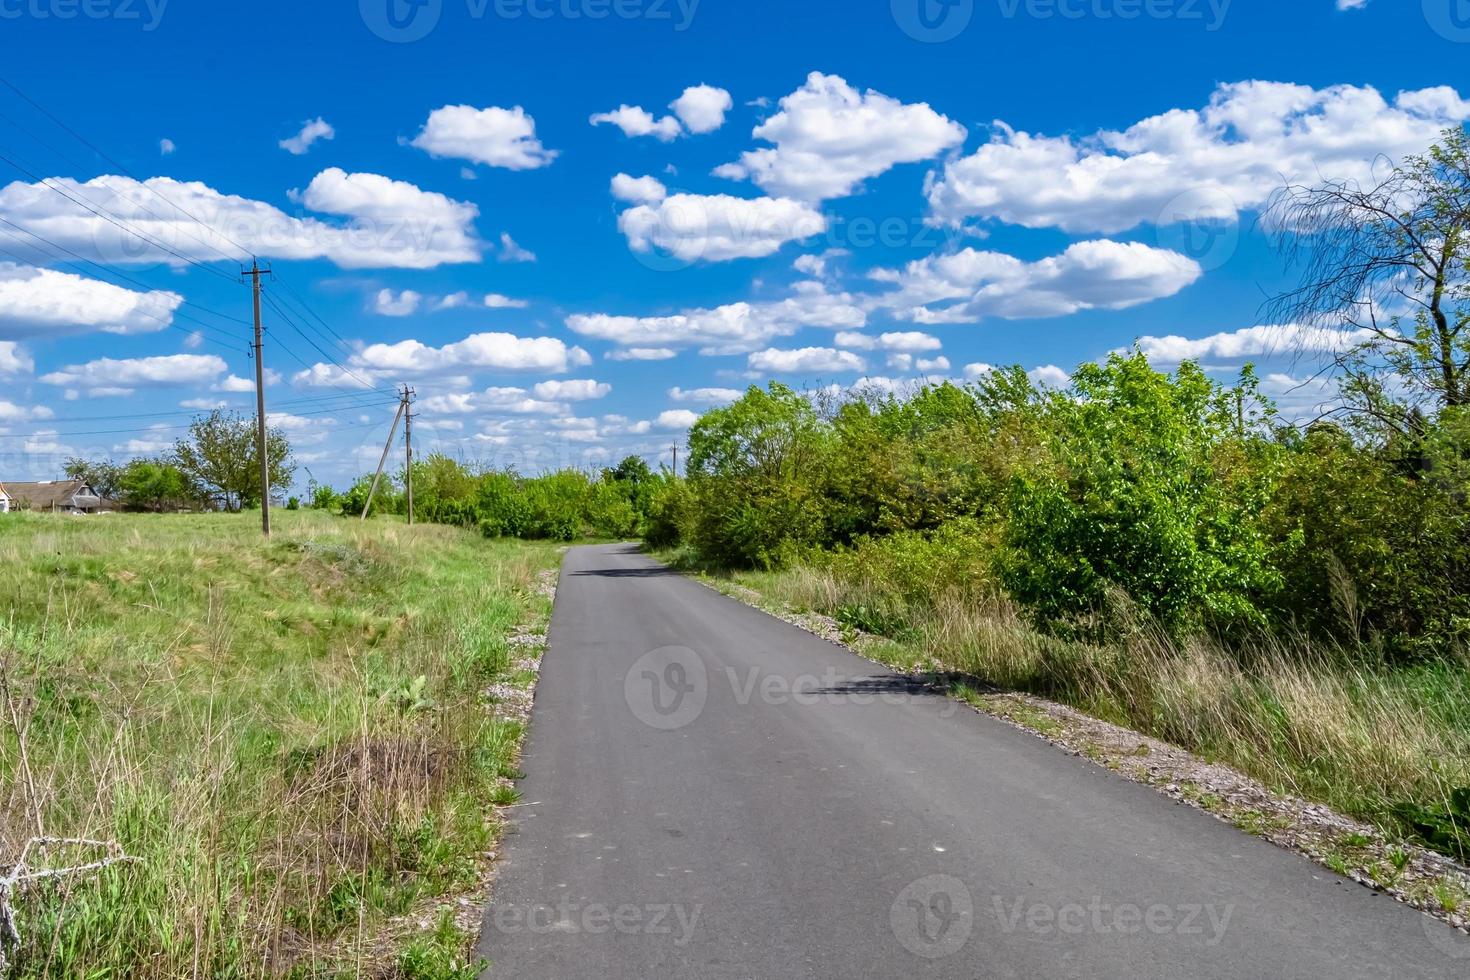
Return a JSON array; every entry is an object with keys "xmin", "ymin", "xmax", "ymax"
[{"xmin": 0, "ymin": 511, "xmax": 561, "ymax": 978}]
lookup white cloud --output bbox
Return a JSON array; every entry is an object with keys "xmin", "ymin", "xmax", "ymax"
[
  {"xmin": 717, "ymin": 72, "xmax": 965, "ymax": 201},
  {"xmin": 373, "ymin": 288, "xmax": 422, "ymax": 317},
  {"xmin": 927, "ymin": 80, "xmax": 1470, "ymax": 233},
  {"xmin": 568, "ymin": 280, "xmax": 864, "ymax": 354},
  {"xmin": 411, "ymin": 105, "xmax": 558, "ymax": 169},
  {"xmin": 668, "ymin": 386, "xmax": 742, "ymax": 405},
  {"xmin": 605, "ymin": 347, "xmax": 677, "ymax": 361},
  {"xmin": 835, "ymin": 330, "xmax": 942, "ymax": 352},
  {"xmin": 0, "ymin": 400, "xmax": 51, "ymax": 421},
  {"xmin": 0, "ymin": 341, "xmax": 32, "ymax": 375},
  {"xmin": 611, "ymin": 173, "xmax": 668, "ymax": 205},
  {"xmin": 0, "ymin": 170, "xmax": 481, "ymax": 269},
  {"xmin": 420, "ymin": 388, "xmax": 567, "ymax": 416},
  {"xmin": 498, "ymin": 232, "xmax": 536, "ymax": 263},
  {"xmin": 590, "ymin": 104, "xmax": 683, "ymax": 142},
  {"xmin": 671, "ymin": 84, "xmax": 733, "ymax": 134},
  {"xmin": 617, "ymin": 192, "xmax": 826, "ymax": 262},
  {"xmin": 0, "ymin": 262, "xmax": 183, "ymax": 338},
  {"xmin": 748, "ymin": 346, "xmax": 866, "ymax": 374},
  {"xmin": 280, "ymin": 117, "xmax": 335, "ymax": 155},
  {"xmin": 40, "ymin": 353, "xmax": 227, "ymax": 392},
  {"xmin": 655, "ymin": 409, "xmax": 700, "ymax": 430},
  {"xmin": 1029, "ymin": 365, "xmax": 1071, "ymax": 387},
  {"xmin": 871, "ymin": 240, "xmax": 1201, "ymax": 323},
  {"xmin": 484, "ymin": 293, "xmax": 529, "ymax": 309},
  {"xmin": 295, "ymin": 331, "xmax": 591, "ymax": 386},
  {"xmin": 1129, "ymin": 323, "xmax": 1377, "ymax": 363},
  {"xmin": 180, "ymin": 398, "xmax": 229, "ymax": 410},
  {"xmin": 1336, "ymin": 0, "xmax": 1368, "ymax": 9},
  {"xmin": 159, "ymin": 138, "xmax": 176, "ymax": 155},
  {"xmin": 214, "ymin": 374, "xmax": 260, "ymax": 393},
  {"xmin": 532, "ymin": 379, "xmax": 612, "ymax": 401}
]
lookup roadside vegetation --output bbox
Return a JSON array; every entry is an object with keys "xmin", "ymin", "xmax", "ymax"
[{"xmin": 0, "ymin": 511, "xmax": 559, "ymax": 978}]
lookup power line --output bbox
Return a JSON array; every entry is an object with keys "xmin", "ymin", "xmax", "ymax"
[{"xmin": 0, "ymin": 73, "xmax": 256, "ymax": 261}]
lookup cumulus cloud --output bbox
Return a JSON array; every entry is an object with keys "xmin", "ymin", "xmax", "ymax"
[
  {"xmin": 159, "ymin": 138, "xmax": 176, "ymax": 155},
  {"xmin": 280, "ymin": 117, "xmax": 335, "ymax": 155},
  {"xmin": 605, "ymin": 347, "xmax": 677, "ymax": 361},
  {"xmin": 40, "ymin": 353, "xmax": 227, "ymax": 393},
  {"xmin": 611, "ymin": 173, "xmax": 668, "ymax": 206},
  {"xmin": 532, "ymin": 379, "xmax": 612, "ymax": 401},
  {"xmin": 655, "ymin": 409, "xmax": 700, "ymax": 430},
  {"xmin": 498, "ymin": 232, "xmax": 536, "ymax": 263},
  {"xmin": 871, "ymin": 240, "xmax": 1201, "ymax": 323},
  {"xmin": 0, "ymin": 263, "xmax": 183, "ymax": 338},
  {"xmin": 617, "ymin": 192, "xmax": 826, "ymax": 262},
  {"xmin": 671, "ymin": 84, "xmax": 733, "ymax": 134},
  {"xmin": 0, "ymin": 400, "xmax": 52, "ymax": 421},
  {"xmin": 419, "ymin": 387, "xmax": 567, "ymax": 416},
  {"xmin": 716, "ymin": 72, "xmax": 965, "ymax": 201},
  {"xmin": 410, "ymin": 105, "xmax": 558, "ymax": 169},
  {"xmin": 294, "ymin": 331, "xmax": 591, "ymax": 387},
  {"xmin": 926, "ymin": 80, "xmax": 1470, "ymax": 233},
  {"xmin": 484, "ymin": 293, "xmax": 528, "ymax": 309},
  {"xmin": 568, "ymin": 280, "xmax": 864, "ymax": 354},
  {"xmin": 592, "ymin": 85, "xmax": 733, "ymax": 142},
  {"xmin": 0, "ymin": 170, "xmax": 482, "ymax": 269},
  {"xmin": 834, "ymin": 330, "xmax": 942, "ymax": 352},
  {"xmin": 748, "ymin": 346, "xmax": 866, "ymax": 374},
  {"xmin": 1129, "ymin": 323, "xmax": 1378, "ymax": 363},
  {"xmin": 668, "ymin": 386, "xmax": 742, "ymax": 405},
  {"xmin": 373, "ymin": 288, "xmax": 422, "ymax": 317},
  {"xmin": 0, "ymin": 340, "xmax": 32, "ymax": 375},
  {"xmin": 590, "ymin": 105, "xmax": 683, "ymax": 142}
]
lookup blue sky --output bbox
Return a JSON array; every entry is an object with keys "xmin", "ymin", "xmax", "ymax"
[{"xmin": 0, "ymin": 0, "xmax": 1466, "ymax": 488}]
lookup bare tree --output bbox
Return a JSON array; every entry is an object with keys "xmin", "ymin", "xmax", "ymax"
[{"xmin": 1265, "ymin": 128, "xmax": 1470, "ymax": 432}]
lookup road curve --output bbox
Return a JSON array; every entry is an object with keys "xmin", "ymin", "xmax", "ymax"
[{"xmin": 479, "ymin": 543, "xmax": 1468, "ymax": 978}]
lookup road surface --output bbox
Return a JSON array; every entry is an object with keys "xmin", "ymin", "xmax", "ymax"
[{"xmin": 479, "ymin": 543, "xmax": 1468, "ymax": 978}]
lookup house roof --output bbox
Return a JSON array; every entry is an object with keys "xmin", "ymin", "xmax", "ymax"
[{"xmin": 0, "ymin": 480, "xmax": 103, "ymax": 509}]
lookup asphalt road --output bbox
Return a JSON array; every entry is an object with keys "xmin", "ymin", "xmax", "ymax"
[{"xmin": 479, "ymin": 543, "xmax": 1469, "ymax": 978}]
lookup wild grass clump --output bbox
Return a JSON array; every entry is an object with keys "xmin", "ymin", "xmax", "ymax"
[{"xmin": 0, "ymin": 511, "xmax": 559, "ymax": 978}]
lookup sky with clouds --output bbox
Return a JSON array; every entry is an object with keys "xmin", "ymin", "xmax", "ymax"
[{"xmin": 0, "ymin": 0, "xmax": 1464, "ymax": 487}]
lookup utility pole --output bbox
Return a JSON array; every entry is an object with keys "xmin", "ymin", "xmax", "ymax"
[
  {"xmin": 671, "ymin": 443, "xmax": 679, "ymax": 476},
  {"xmin": 403, "ymin": 385, "xmax": 415, "ymax": 526},
  {"xmin": 362, "ymin": 390, "xmax": 407, "ymax": 521},
  {"xmin": 245, "ymin": 260, "xmax": 273, "ymax": 537}
]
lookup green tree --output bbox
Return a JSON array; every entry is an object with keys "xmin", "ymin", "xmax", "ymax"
[
  {"xmin": 1268, "ymin": 128, "xmax": 1470, "ymax": 418},
  {"xmin": 63, "ymin": 457, "xmax": 123, "ymax": 498},
  {"xmin": 117, "ymin": 458, "xmax": 196, "ymax": 512},
  {"xmin": 173, "ymin": 410, "xmax": 294, "ymax": 511}
]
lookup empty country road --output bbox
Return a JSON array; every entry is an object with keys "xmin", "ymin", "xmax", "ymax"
[{"xmin": 479, "ymin": 544, "xmax": 1468, "ymax": 978}]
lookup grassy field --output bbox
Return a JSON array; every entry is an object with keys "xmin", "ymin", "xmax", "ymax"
[
  {"xmin": 681, "ymin": 558, "xmax": 1470, "ymax": 896},
  {"xmin": 0, "ymin": 511, "xmax": 562, "ymax": 979}
]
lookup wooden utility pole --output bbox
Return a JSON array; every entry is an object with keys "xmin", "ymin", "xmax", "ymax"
[
  {"xmin": 671, "ymin": 443, "xmax": 679, "ymax": 476},
  {"xmin": 403, "ymin": 385, "xmax": 415, "ymax": 526},
  {"xmin": 245, "ymin": 261, "xmax": 273, "ymax": 537},
  {"xmin": 362, "ymin": 392, "xmax": 407, "ymax": 521}
]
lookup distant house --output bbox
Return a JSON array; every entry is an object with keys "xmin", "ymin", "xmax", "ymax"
[{"xmin": 0, "ymin": 480, "xmax": 110, "ymax": 514}]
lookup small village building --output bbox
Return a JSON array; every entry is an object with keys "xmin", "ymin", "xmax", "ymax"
[{"xmin": 0, "ymin": 480, "xmax": 109, "ymax": 514}]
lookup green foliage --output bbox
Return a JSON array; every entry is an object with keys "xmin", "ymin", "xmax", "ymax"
[
  {"xmin": 116, "ymin": 458, "xmax": 196, "ymax": 513},
  {"xmin": 1393, "ymin": 788, "xmax": 1470, "ymax": 862},
  {"xmin": 1001, "ymin": 354, "xmax": 1280, "ymax": 636},
  {"xmin": 63, "ymin": 456, "xmax": 124, "ymax": 498},
  {"xmin": 173, "ymin": 409, "xmax": 295, "ymax": 510}
]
